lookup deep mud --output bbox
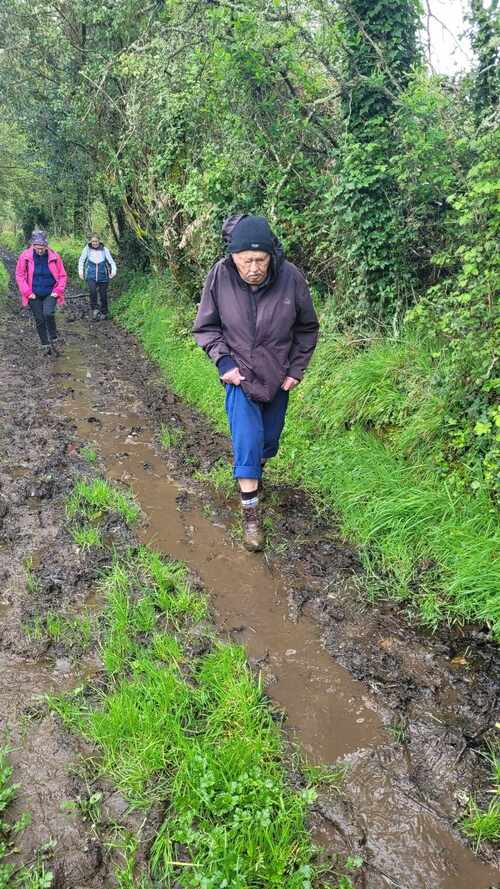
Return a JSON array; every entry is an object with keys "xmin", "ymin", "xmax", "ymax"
[{"xmin": 0, "ymin": 247, "xmax": 498, "ymax": 889}]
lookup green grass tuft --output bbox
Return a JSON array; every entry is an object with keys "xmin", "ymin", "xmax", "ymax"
[
  {"xmin": 195, "ymin": 460, "xmax": 235, "ymax": 498},
  {"xmin": 66, "ymin": 478, "xmax": 140, "ymax": 526},
  {"xmin": 159, "ymin": 424, "xmax": 183, "ymax": 449},
  {"xmin": 25, "ymin": 612, "xmax": 93, "ymax": 651},
  {"xmin": 461, "ymin": 798, "xmax": 500, "ymax": 850},
  {"xmin": 71, "ymin": 524, "xmax": 103, "ymax": 550},
  {"xmin": 461, "ymin": 742, "xmax": 500, "ymax": 850},
  {"xmin": 80, "ymin": 445, "xmax": 98, "ymax": 463}
]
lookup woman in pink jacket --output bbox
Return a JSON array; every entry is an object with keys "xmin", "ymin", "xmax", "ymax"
[{"xmin": 15, "ymin": 230, "xmax": 67, "ymax": 356}]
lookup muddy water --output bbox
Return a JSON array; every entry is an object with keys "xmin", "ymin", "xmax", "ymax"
[{"xmin": 51, "ymin": 334, "xmax": 498, "ymax": 889}]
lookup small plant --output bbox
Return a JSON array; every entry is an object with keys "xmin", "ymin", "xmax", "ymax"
[
  {"xmin": 159, "ymin": 424, "xmax": 182, "ymax": 450},
  {"xmin": 0, "ymin": 748, "xmax": 18, "ymax": 825},
  {"xmin": 19, "ymin": 863, "xmax": 54, "ymax": 888},
  {"xmin": 24, "ymin": 556, "xmax": 41, "ymax": 595},
  {"xmin": 62, "ymin": 790, "xmax": 103, "ymax": 826},
  {"xmin": 45, "ymin": 613, "xmax": 63, "ymax": 642},
  {"xmin": 388, "ymin": 717, "xmax": 408, "ymax": 745},
  {"xmin": 71, "ymin": 524, "xmax": 103, "ymax": 550},
  {"xmin": 335, "ymin": 878, "xmax": 355, "ymax": 889},
  {"xmin": 461, "ymin": 798, "xmax": 500, "ymax": 850},
  {"xmin": 80, "ymin": 446, "xmax": 97, "ymax": 463},
  {"xmin": 301, "ymin": 761, "xmax": 348, "ymax": 791},
  {"xmin": 24, "ymin": 615, "xmax": 45, "ymax": 642}
]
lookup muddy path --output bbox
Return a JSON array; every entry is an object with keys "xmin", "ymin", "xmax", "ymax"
[{"xmin": 0, "ymin": 247, "xmax": 498, "ymax": 889}]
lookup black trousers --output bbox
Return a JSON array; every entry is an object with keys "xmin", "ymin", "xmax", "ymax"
[
  {"xmin": 88, "ymin": 280, "xmax": 109, "ymax": 314},
  {"xmin": 28, "ymin": 294, "xmax": 57, "ymax": 345}
]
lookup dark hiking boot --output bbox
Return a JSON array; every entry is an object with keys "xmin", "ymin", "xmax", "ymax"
[
  {"xmin": 50, "ymin": 339, "xmax": 60, "ymax": 356},
  {"xmin": 92, "ymin": 308, "xmax": 100, "ymax": 321},
  {"xmin": 242, "ymin": 503, "xmax": 264, "ymax": 552},
  {"xmin": 40, "ymin": 343, "xmax": 52, "ymax": 357}
]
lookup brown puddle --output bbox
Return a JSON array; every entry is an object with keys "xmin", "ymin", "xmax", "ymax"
[{"xmin": 48, "ymin": 336, "xmax": 498, "ymax": 889}]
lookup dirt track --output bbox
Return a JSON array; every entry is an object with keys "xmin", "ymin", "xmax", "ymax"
[{"xmin": 0, "ymin": 248, "xmax": 498, "ymax": 888}]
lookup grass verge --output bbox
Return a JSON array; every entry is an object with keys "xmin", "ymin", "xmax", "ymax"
[
  {"xmin": 47, "ymin": 535, "xmax": 325, "ymax": 885},
  {"xmin": 111, "ymin": 273, "xmax": 499, "ymax": 638}
]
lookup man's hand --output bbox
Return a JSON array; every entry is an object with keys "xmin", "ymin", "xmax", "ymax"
[
  {"xmin": 28, "ymin": 293, "xmax": 36, "ymax": 300},
  {"xmin": 79, "ymin": 273, "xmax": 84, "ymax": 280},
  {"xmin": 222, "ymin": 367, "xmax": 246, "ymax": 386},
  {"xmin": 281, "ymin": 376, "xmax": 299, "ymax": 391}
]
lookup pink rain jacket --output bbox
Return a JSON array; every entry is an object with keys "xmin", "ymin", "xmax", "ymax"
[{"xmin": 15, "ymin": 248, "xmax": 67, "ymax": 307}]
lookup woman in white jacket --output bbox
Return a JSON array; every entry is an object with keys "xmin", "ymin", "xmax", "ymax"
[{"xmin": 78, "ymin": 233, "xmax": 117, "ymax": 320}]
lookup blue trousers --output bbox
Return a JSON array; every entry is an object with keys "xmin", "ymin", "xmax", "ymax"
[{"xmin": 225, "ymin": 384, "xmax": 289, "ymax": 479}]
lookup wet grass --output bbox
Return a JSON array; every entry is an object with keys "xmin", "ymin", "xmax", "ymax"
[
  {"xmin": 113, "ymin": 275, "xmax": 500, "ymax": 639},
  {"xmin": 66, "ymin": 478, "xmax": 140, "ymax": 526},
  {"xmin": 194, "ymin": 459, "xmax": 235, "ymax": 498},
  {"xmin": 71, "ymin": 524, "xmax": 103, "ymax": 550},
  {"xmin": 80, "ymin": 445, "xmax": 97, "ymax": 464},
  {"xmin": 462, "ymin": 799, "xmax": 500, "ymax": 850},
  {"xmin": 159, "ymin": 423, "xmax": 183, "ymax": 450},
  {"xmin": 0, "ymin": 748, "xmax": 54, "ymax": 887},
  {"xmin": 0, "ymin": 262, "xmax": 8, "ymax": 298},
  {"xmin": 25, "ymin": 612, "xmax": 94, "ymax": 651},
  {"xmin": 47, "ymin": 542, "xmax": 325, "ymax": 887},
  {"xmin": 461, "ymin": 744, "xmax": 500, "ymax": 850}
]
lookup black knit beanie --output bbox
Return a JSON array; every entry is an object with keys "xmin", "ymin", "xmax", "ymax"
[{"xmin": 227, "ymin": 215, "xmax": 274, "ymax": 255}]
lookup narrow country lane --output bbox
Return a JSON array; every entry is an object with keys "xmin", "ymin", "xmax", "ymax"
[{"xmin": 1, "ymin": 248, "xmax": 498, "ymax": 889}]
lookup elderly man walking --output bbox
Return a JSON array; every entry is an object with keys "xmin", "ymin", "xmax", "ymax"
[{"xmin": 193, "ymin": 214, "xmax": 319, "ymax": 551}]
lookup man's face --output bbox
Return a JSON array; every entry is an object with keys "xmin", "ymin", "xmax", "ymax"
[
  {"xmin": 33, "ymin": 244, "xmax": 47, "ymax": 255},
  {"xmin": 232, "ymin": 250, "xmax": 271, "ymax": 285},
  {"xmin": 90, "ymin": 238, "xmax": 100, "ymax": 249}
]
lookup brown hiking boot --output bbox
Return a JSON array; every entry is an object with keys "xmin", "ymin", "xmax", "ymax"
[{"xmin": 242, "ymin": 503, "xmax": 264, "ymax": 552}]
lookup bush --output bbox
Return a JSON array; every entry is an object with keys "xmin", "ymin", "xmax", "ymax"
[
  {"xmin": 49, "ymin": 235, "xmax": 84, "ymax": 286},
  {"xmin": 0, "ymin": 260, "xmax": 9, "ymax": 295},
  {"xmin": 0, "ymin": 230, "xmax": 23, "ymax": 252}
]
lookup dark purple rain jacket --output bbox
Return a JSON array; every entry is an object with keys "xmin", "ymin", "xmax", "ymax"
[{"xmin": 193, "ymin": 224, "xmax": 319, "ymax": 403}]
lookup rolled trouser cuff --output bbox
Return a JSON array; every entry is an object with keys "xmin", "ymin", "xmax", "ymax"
[{"xmin": 233, "ymin": 464, "xmax": 262, "ymax": 479}]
